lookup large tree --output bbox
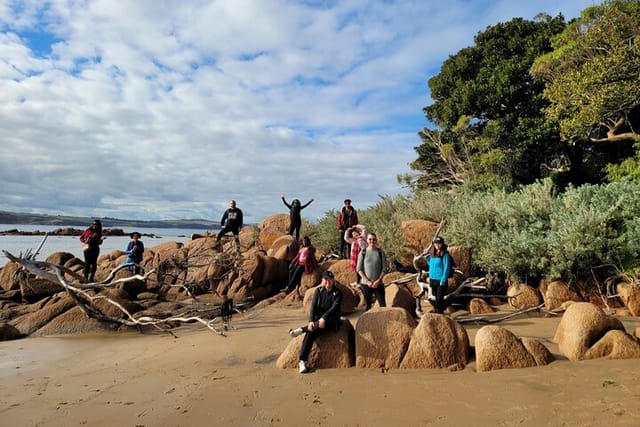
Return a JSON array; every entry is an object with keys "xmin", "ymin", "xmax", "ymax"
[
  {"xmin": 407, "ymin": 15, "xmax": 567, "ymax": 190},
  {"xmin": 531, "ymin": 0, "xmax": 640, "ymax": 180}
]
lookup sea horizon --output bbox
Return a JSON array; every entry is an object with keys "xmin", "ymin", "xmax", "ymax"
[{"xmin": 0, "ymin": 223, "xmax": 219, "ymax": 264}]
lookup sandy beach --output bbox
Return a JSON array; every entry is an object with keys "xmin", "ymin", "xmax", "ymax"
[{"xmin": 1, "ymin": 304, "xmax": 640, "ymax": 427}]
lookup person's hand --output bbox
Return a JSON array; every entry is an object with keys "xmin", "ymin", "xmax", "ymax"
[
  {"xmin": 318, "ymin": 318, "xmax": 326, "ymax": 329},
  {"xmin": 307, "ymin": 321, "xmax": 315, "ymax": 331}
]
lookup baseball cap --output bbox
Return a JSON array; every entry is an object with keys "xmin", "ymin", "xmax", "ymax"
[{"xmin": 322, "ymin": 270, "xmax": 334, "ymax": 279}]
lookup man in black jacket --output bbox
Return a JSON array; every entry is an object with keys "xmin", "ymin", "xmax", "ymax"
[
  {"xmin": 289, "ymin": 270, "xmax": 343, "ymax": 373},
  {"xmin": 216, "ymin": 200, "xmax": 243, "ymax": 251}
]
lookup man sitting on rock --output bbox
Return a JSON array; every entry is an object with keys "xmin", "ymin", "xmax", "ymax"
[{"xmin": 289, "ymin": 270, "xmax": 342, "ymax": 373}]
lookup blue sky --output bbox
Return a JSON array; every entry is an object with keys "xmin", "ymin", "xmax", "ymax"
[{"xmin": 0, "ymin": 0, "xmax": 597, "ymax": 223}]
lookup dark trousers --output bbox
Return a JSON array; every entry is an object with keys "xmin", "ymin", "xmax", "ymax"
[
  {"xmin": 360, "ymin": 283, "xmax": 386, "ymax": 311},
  {"xmin": 299, "ymin": 320, "xmax": 338, "ymax": 361},
  {"xmin": 430, "ymin": 280, "xmax": 446, "ymax": 314},
  {"xmin": 83, "ymin": 247, "xmax": 99, "ymax": 281},
  {"xmin": 338, "ymin": 229, "xmax": 351, "ymax": 258},
  {"xmin": 217, "ymin": 225, "xmax": 240, "ymax": 247},
  {"xmin": 288, "ymin": 220, "xmax": 302, "ymax": 241},
  {"xmin": 287, "ymin": 264, "xmax": 305, "ymax": 292}
]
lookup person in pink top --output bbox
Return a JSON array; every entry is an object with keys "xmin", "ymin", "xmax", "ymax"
[
  {"xmin": 344, "ymin": 224, "xmax": 367, "ymax": 285},
  {"xmin": 282, "ymin": 236, "xmax": 318, "ymax": 293}
]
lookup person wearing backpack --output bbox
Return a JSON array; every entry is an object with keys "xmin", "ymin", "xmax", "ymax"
[
  {"xmin": 425, "ymin": 236, "xmax": 453, "ymax": 314},
  {"xmin": 356, "ymin": 232, "xmax": 389, "ymax": 311}
]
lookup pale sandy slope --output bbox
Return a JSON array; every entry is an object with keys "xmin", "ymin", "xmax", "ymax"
[{"xmin": 1, "ymin": 305, "xmax": 639, "ymax": 427}]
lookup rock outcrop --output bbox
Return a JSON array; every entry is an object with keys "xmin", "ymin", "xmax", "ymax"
[
  {"xmin": 475, "ymin": 325, "xmax": 553, "ymax": 372},
  {"xmin": 399, "ymin": 313, "xmax": 470, "ymax": 370}
]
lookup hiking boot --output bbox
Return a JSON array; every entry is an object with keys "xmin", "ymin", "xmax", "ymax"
[
  {"xmin": 289, "ymin": 327, "xmax": 304, "ymax": 338},
  {"xmin": 298, "ymin": 360, "xmax": 309, "ymax": 373}
]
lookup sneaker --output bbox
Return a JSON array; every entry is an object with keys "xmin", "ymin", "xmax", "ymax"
[
  {"xmin": 298, "ymin": 360, "xmax": 309, "ymax": 373},
  {"xmin": 289, "ymin": 327, "xmax": 304, "ymax": 338}
]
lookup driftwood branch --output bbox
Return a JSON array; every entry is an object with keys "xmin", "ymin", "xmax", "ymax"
[
  {"xmin": 456, "ymin": 303, "xmax": 557, "ymax": 324},
  {"xmin": 3, "ymin": 251, "xmax": 228, "ymax": 336}
]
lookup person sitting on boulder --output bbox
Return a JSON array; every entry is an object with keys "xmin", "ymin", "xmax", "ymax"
[
  {"xmin": 288, "ymin": 270, "xmax": 342, "ymax": 373},
  {"xmin": 282, "ymin": 235, "xmax": 317, "ymax": 293}
]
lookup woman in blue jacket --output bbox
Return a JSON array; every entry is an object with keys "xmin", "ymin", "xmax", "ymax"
[{"xmin": 426, "ymin": 236, "xmax": 452, "ymax": 314}]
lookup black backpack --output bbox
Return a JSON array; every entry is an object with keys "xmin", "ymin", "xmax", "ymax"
[{"xmin": 447, "ymin": 253, "xmax": 456, "ymax": 278}]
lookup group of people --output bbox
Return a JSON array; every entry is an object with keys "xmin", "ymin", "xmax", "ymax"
[
  {"xmin": 78, "ymin": 197, "xmax": 456, "ymax": 376},
  {"xmin": 79, "ymin": 219, "xmax": 145, "ymax": 282}
]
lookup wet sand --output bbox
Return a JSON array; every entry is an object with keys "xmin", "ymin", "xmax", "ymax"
[{"xmin": 1, "ymin": 305, "xmax": 640, "ymax": 426}]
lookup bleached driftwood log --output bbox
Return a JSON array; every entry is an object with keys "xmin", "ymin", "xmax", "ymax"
[{"xmin": 3, "ymin": 251, "xmax": 228, "ymax": 336}]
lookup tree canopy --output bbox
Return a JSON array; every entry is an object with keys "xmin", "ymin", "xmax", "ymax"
[
  {"xmin": 407, "ymin": 15, "xmax": 567, "ymax": 190},
  {"xmin": 409, "ymin": 1, "xmax": 640, "ymax": 190}
]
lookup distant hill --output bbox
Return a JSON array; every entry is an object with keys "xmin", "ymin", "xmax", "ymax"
[{"xmin": 0, "ymin": 210, "xmax": 219, "ymax": 230}]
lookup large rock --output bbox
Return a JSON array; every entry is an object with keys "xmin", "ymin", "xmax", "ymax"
[
  {"xmin": 397, "ymin": 220, "xmax": 439, "ymax": 268},
  {"xmin": 507, "ymin": 284, "xmax": 542, "ymax": 310},
  {"xmin": 553, "ymin": 302, "xmax": 626, "ymax": 360},
  {"xmin": 31, "ymin": 306, "xmax": 119, "ymax": 336},
  {"xmin": 11, "ymin": 292, "xmax": 76, "ymax": 335},
  {"xmin": 258, "ymin": 214, "xmax": 290, "ymax": 249},
  {"xmin": 328, "ymin": 259, "xmax": 356, "ymax": 287},
  {"xmin": 616, "ymin": 282, "xmax": 640, "ymax": 316},
  {"xmin": 468, "ymin": 298, "xmax": 496, "ymax": 314},
  {"xmin": 384, "ymin": 284, "xmax": 416, "ymax": 314},
  {"xmin": 267, "ymin": 235, "xmax": 298, "ymax": 261},
  {"xmin": 0, "ymin": 322, "xmax": 22, "ymax": 341},
  {"xmin": 584, "ymin": 329, "xmax": 640, "ymax": 359},
  {"xmin": 399, "ymin": 313, "xmax": 469, "ymax": 370},
  {"xmin": 276, "ymin": 319, "xmax": 355, "ymax": 369},
  {"xmin": 0, "ymin": 262, "xmax": 22, "ymax": 291},
  {"xmin": 543, "ymin": 280, "xmax": 583, "ymax": 311},
  {"xmin": 355, "ymin": 307, "xmax": 417, "ymax": 368},
  {"xmin": 19, "ymin": 277, "xmax": 63, "ymax": 303},
  {"xmin": 475, "ymin": 325, "xmax": 553, "ymax": 372},
  {"xmin": 45, "ymin": 252, "xmax": 76, "ymax": 267}
]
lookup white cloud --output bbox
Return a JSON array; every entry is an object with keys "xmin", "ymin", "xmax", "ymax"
[{"xmin": 0, "ymin": 0, "xmax": 597, "ymax": 223}]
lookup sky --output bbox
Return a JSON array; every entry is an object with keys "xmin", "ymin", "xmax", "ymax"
[{"xmin": 0, "ymin": 0, "xmax": 598, "ymax": 224}]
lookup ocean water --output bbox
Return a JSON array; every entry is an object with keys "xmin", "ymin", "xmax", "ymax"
[{"xmin": 0, "ymin": 224, "xmax": 218, "ymax": 265}]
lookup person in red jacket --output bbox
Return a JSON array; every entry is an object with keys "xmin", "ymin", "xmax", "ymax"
[
  {"xmin": 336, "ymin": 199, "xmax": 358, "ymax": 259},
  {"xmin": 79, "ymin": 219, "xmax": 104, "ymax": 281}
]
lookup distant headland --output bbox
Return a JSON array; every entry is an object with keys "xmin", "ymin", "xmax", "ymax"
[{"xmin": 0, "ymin": 210, "xmax": 219, "ymax": 230}]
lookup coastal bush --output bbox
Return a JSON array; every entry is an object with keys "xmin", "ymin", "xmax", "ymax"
[{"xmin": 307, "ymin": 179, "xmax": 640, "ymax": 284}]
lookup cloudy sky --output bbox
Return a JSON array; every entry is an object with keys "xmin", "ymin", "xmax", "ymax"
[{"xmin": 0, "ymin": 0, "xmax": 596, "ymax": 224}]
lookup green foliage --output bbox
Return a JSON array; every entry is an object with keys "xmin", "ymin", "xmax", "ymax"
[
  {"xmin": 417, "ymin": 16, "xmax": 567, "ymax": 188},
  {"xmin": 607, "ymin": 141, "xmax": 640, "ymax": 181},
  {"xmin": 445, "ymin": 180, "xmax": 558, "ymax": 281},
  {"xmin": 444, "ymin": 179, "xmax": 640, "ymax": 283},
  {"xmin": 308, "ymin": 180, "xmax": 640, "ymax": 283},
  {"xmin": 531, "ymin": 0, "xmax": 640, "ymax": 144}
]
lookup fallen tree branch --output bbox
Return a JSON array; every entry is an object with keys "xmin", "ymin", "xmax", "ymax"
[
  {"xmin": 456, "ymin": 303, "xmax": 557, "ymax": 324},
  {"xmin": 4, "ymin": 251, "xmax": 227, "ymax": 336}
]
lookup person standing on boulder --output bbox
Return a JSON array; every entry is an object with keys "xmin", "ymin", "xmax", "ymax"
[
  {"xmin": 281, "ymin": 193, "xmax": 314, "ymax": 242},
  {"xmin": 425, "ymin": 236, "xmax": 453, "ymax": 314},
  {"xmin": 288, "ymin": 270, "xmax": 342, "ymax": 373},
  {"xmin": 216, "ymin": 200, "xmax": 243, "ymax": 251},
  {"xmin": 356, "ymin": 232, "xmax": 388, "ymax": 310},
  {"xmin": 344, "ymin": 224, "xmax": 367, "ymax": 285},
  {"xmin": 125, "ymin": 231, "xmax": 145, "ymax": 274},
  {"xmin": 337, "ymin": 199, "xmax": 358, "ymax": 258},
  {"xmin": 79, "ymin": 219, "xmax": 104, "ymax": 282}
]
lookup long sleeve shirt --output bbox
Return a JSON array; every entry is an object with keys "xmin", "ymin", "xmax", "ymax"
[{"xmin": 309, "ymin": 285, "xmax": 342, "ymax": 326}]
